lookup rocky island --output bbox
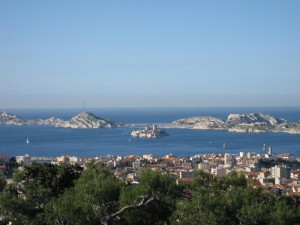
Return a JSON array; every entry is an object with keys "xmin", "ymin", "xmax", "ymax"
[
  {"xmin": 1, "ymin": 111, "xmax": 300, "ymax": 134},
  {"xmin": 0, "ymin": 111, "xmax": 122, "ymax": 129},
  {"xmin": 27, "ymin": 117, "xmax": 65, "ymax": 126},
  {"xmin": 172, "ymin": 116, "xmax": 229, "ymax": 130},
  {"xmin": 131, "ymin": 124, "xmax": 168, "ymax": 138},
  {"xmin": 0, "ymin": 111, "xmax": 27, "ymax": 125},
  {"xmin": 58, "ymin": 112, "xmax": 122, "ymax": 128},
  {"xmin": 227, "ymin": 113, "xmax": 288, "ymax": 133},
  {"xmin": 171, "ymin": 113, "xmax": 300, "ymax": 134}
]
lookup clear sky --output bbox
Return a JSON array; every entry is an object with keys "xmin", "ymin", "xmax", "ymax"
[{"xmin": 1, "ymin": 0, "xmax": 300, "ymax": 108}]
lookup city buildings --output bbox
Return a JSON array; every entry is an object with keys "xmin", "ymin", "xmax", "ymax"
[{"xmin": 4, "ymin": 150, "xmax": 299, "ymax": 196}]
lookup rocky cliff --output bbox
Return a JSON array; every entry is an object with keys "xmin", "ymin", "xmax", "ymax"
[
  {"xmin": 274, "ymin": 121, "xmax": 300, "ymax": 134},
  {"xmin": 172, "ymin": 116, "xmax": 228, "ymax": 130},
  {"xmin": 1, "ymin": 111, "xmax": 299, "ymax": 134},
  {"xmin": 171, "ymin": 113, "xmax": 299, "ymax": 134},
  {"xmin": 227, "ymin": 113, "xmax": 287, "ymax": 126},
  {"xmin": 28, "ymin": 117, "xmax": 65, "ymax": 126},
  {"xmin": 226, "ymin": 113, "xmax": 288, "ymax": 133},
  {"xmin": 58, "ymin": 112, "xmax": 122, "ymax": 128},
  {"xmin": 0, "ymin": 111, "xmax": 27, "ymax": 125},
  {"xmin": 0, "ymin": 111, "xmax": 122, "ymax": 128}
]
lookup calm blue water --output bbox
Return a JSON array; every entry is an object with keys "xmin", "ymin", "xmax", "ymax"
[{"xmin": 1, "ymin": 107, "xmax": 300, "ymax": 157}]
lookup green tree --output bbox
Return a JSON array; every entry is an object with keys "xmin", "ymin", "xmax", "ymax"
[
  {"xmin": 46, "ymin": 162, "xmax": 125, "ymax": 225},
  {"xmin": 48, "ymin": 167, "xmax": 179, "ymax": 225},
  {"xmin": 120, "ymin": 169, "xmax": 178, "ymax": 225},
  {"xmin": 0, "ymin": 177, "xmax": 6, "ymax": 192},
  {"xmin": 171, "ymin": 171, "xmax": 300, "ymax": 225},
  {"xmin": 0, "ymin": 163, "xmax": 83, "ymax": 225}
]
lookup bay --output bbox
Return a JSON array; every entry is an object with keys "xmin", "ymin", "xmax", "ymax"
[{"xmin": 0, "ymin": 107, "xmax": 300, "ymax": 158}]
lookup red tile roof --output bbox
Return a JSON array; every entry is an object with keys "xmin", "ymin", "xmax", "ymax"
[
  {"xmin": 287, "ymin": 192, "xmax": 300, "ymax": 196},
  {"xmin": 179, "ymin": 178, "xmax": 193, "ymax": 183}
]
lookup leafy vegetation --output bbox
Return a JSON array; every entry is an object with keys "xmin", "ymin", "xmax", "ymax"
[
  {"xmin": 172, "ymin": 171, "xmax": 300, "ymax": 225},
  {"xmin": 0, "ymin": 163, "xmax": 83, "ymax": 225},
  {"xmin": 0, "ymin": 164, "xmax": 299, "ymax": 225}
]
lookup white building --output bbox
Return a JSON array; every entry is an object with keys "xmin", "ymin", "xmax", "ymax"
[
  {"xmin": 211, "ymin": 167, "xmax": 226, "ymax": 178},
  {"xmin": 55, "ymin": 155, "xmax": 70, "ymax": 164},
  {"xmin": 272, "ymin": 165, "xmax": 290, "ymax": 185},
  {"xmin": 16, "ymin": 154, "xmax": 32, "ymax": 166},
  {"xmin": 224, "ymin": 154, "xmax": 236, "ymax": 167},
  {"xmin": 132, "ymin": 159, "xmax": 141, "ymax": 170},
  {"xmin": 143, "ymin": 154, "xmax": 154, "ymax": 160},
  {"xmin": 69, "ymin": 156, "xmax": 82, "ymax": 165}
]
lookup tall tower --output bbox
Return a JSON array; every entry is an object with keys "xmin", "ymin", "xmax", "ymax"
[
  {"xmin": 268, "ymin": 145, "xmax": 273, "ymax": 155},
  {"xmin": 152, "ymin": 124, "xmax": 158, "ymax": 131}
]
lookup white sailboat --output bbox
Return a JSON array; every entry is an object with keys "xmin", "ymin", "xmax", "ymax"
[{"xmin": 26, "ymin": 138, "xmax": 30, "ymax": 144}]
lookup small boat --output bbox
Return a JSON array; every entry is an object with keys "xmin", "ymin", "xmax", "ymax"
[
  {"xmin": 129, "ymin": 138, "xmax": 131, "ymax": 142},
  {"xmin": 26, "ymin": 138, "xmax": 30, "ymax": 144}
]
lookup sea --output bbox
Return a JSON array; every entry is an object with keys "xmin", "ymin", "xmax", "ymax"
[{"xmin": 0, "ymin": 107, "xmax": 300, "ymax": 158}]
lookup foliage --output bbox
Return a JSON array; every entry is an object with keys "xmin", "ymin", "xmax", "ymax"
[
  {"xmin": 7, "ymin": 157, "xmax": 18, "ymax": 176},
  {"xmin": 1, "ymin": 163, "xmax": 299, "ymax": 225},
  {"xmin": 0, "ymin": 163, "xmax": 83, "ymax": 224},
  {"xmin": 14, "ymin": 163, "xmax": 83, "ymax": 197},
  {"xmin": 0, "ymin": 177, "xmax": 6, "ymax": 192},
  {"xmin": 46, "ymin": 162, "xmax": 125, "ymax": 225},
  {"xmin": 120, "ymin": 169, "xmax": 178, "ymax": 225},
  {"xmin": 47, "ymin": 166, "xmax": 178, "ymax": 225},
  {"xmin": 171, "ymin": 170, "xmax": 300, "ymax": 225}
]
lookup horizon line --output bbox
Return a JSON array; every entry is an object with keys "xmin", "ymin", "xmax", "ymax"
[{"xmin": 2, "ymin": 105, "xmax": 300, "ymax": 110}]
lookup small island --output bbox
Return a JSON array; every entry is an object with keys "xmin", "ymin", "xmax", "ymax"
[{"xmin": 131, "ymin": 124, "xmax": 168, "ymax": 138}]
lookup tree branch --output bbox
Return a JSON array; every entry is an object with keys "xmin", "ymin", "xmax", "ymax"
[
  {"xmin": 110, "ymin": 195, "xmax": 155, "ymax": 219},
  {"xmin": 101, "ymin": 194, "xmax": 156, "ymax": 225}
]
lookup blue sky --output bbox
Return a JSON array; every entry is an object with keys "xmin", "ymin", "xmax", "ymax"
[{"xmin": 1, "ymin": 1, "xmax": 300, "ymax": 108}]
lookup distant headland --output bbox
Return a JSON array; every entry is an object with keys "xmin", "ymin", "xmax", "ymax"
[
  {"xmin": 0, "ymin": 111, "xmax": 122, "ymax": 128},
  {"xmin": 170, "ymin": 113, "xmax": 300, "ymax": 134}
]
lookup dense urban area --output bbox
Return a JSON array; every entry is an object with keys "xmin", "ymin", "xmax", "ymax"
[{"xmin": 0, "ymin": 149, "xmax": 300, "ymax": 225}]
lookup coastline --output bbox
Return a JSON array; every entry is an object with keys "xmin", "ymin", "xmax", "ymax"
[{"xmin": 1, "ymin": 108, "xmax": 300, "ymax": 158}]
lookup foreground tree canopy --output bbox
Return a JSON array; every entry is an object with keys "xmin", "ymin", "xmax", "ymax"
[{"xmin": 0, "ymin": 163, "xmax": 299, "ymax": 225}]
